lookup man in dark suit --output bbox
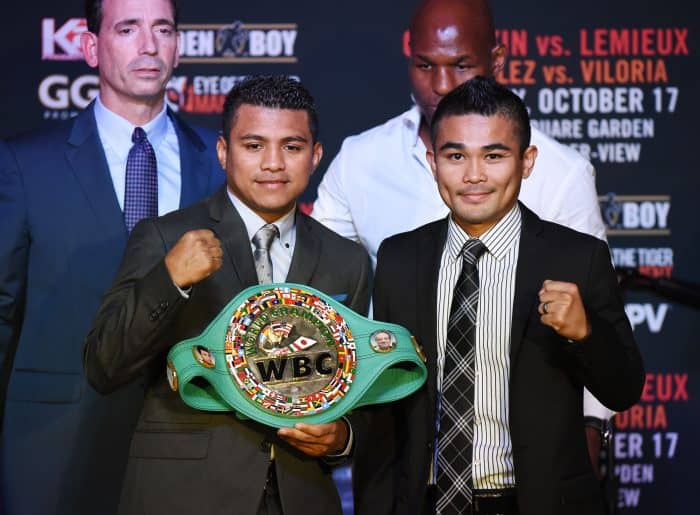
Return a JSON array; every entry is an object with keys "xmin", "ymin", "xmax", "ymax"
[
  {"xmin": 84, "ymin": 75, "xmax": 371, "ymax": 515},
  {"xmin": 0, "ymin": 1, "xmax": 223, "ymax": 514},
  {"xmin": 352, "ymin": 77, "xmax": 644, "ymax": 515}
]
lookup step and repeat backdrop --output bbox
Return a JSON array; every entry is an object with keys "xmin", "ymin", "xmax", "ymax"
[{"xmin": 1, "ymin": 1, "xmax": 697, "ymax": 513}]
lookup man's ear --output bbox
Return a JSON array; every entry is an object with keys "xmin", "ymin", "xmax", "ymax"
[
  {"xmin": 216, "ymin": 136, "xmax": 228, "ymax": 171},
  {"xmin": 174, "ymin": 30, "xmax": 181, "ymax": 68},
  {"xmin": 521, "ymin": 145, "xmax": 538, "ymax": 180},
  {"xmin": 310, "ymin": 141, "xmax": 323, "ymax": 175},
  {"xmin": 426, "ymin": 148, "xmax": 438, "ymax": 181},
  {"xmin": 490, "ymin": 43, "xmax": 506, "ymax": 76},
  {"xmin": 81, "ymin": 31, "xmax": 99, "ymax": 68}
]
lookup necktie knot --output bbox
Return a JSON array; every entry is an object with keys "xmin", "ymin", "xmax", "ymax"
[
  {"xmin": 252, "ymin": 224, "xmax": 279, "ymax": 285},
  {"xmin": 132, "ymin": 127, "xmax": 148, "ymax": 144},
  {"xmin": 460, "ymin": 239, "xmax": 487, "ymax": 265},
  {"xmin": 252, "ymin": 224, "xmax": 279, "ymax": 251}
]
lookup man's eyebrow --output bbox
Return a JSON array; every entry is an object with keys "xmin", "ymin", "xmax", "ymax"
[
  {"xmin": 113, "ymin": 18, "xmax": 175, "ymax": 27},
  {"xmin": 482, "ymin": 143, "xmax": 512, "ymax": 152},
  {"xmin": 281, "ymin": 136, "xmax": 309, "ymax": 144},
  {"xmin": 237, "ymin": 134, "xmax": 309, "ymax": 143},
  {"xmin": 413, "ymin": 53, "xmax": 474, "ymax": 63},
  {"xmin": 114, "ymin": 18, "xmax": 139, "ymax": 27},
  {"xmin": 153, "ymin": 18, "xmax": 176, "ymax": 27},
  {"xmin": 438, "ymin": 141, "xmax": 465, "ymax": 152},
  {"xmin": 437, "ymin": 142, "xmax": 513, "ymax": 152}
]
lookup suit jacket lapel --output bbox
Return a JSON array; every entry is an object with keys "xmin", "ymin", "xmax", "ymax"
[
  {"xmin": 65, "ymin": 103, "xmax": 127, "ymax": 242},
  {"xmin": 170, "ymin": 109, "xmax": 212, "ymax": 208},
  {"xmin": 286, "ymin": 211, "xmax": 320, "ymax": 284},
  {"xmin": 510, "ymin": 203, "xmax": 546, "ymax": 365},
  {"xmin": 208, "ymin": 187, "xmax": 259, "ymax": 288},
  {"xmin": 417, "ymin": 219, "xmax": 448, "ymax": 412}
]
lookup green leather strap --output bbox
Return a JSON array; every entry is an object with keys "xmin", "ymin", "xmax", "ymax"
[{"xmin": 167, "ymin": 283, "xmax": 427, "ymax": 428}]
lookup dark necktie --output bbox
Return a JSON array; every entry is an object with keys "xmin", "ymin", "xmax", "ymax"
[
  {"xmin": 436, "ymin": 239, "xmax": 487, "ymax": 515},
  {"xmin": 252, "ymin": 224, "xmax": 279, "ymax": 284},
  {"xmin": 124, "ymin": 127, "xmax": 158, "ymax": 233}
]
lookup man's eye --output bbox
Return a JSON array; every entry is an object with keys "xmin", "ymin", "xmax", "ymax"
[
  {"xmin": 119, "ymin": 27, "xmax": 133, "ymax": 35},
  {"xmin": 485, "ymin": 153, "xmax": 503, "ymax": 160},
  {"xmin": 456, "ymin": 64, "xmax": 474, "ymax": 71},
  {"xmin": 447, "ymin": 153, "xmax": 464, "ymax": 161},
  {"xmin": 157, "ymin": 27, "xmax": 174, "ymax": 35},
  {"xmin": 284, "ymin": 145, "xmax": 302, "ymax": 152},
  {"xmin": 245, "ymin": 143, "xmax": 262, "ymax": 151},
  {"xmin": 416, "ymin": 63, "xmax": 431, "ymax": 70}
]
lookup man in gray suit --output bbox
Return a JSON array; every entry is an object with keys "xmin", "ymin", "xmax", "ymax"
[{"xmin": 84, "ymin": 75, "xmax": 371, "ymax": 515}]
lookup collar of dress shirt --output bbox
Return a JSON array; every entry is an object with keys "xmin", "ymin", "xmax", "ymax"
[
  {"xmin": 93, "ymin": 94, "xmax": 169, "ymax": 158},
  {"xmin": 445, "ymin": 203, "xmax": 522, "ymax": 263},
  {"xmin": 402, "ymin": 104, "xmax": 424, "ymax": 149},
  {"xmin": 226, "ymin": 188, "xmax": 296, "ymax": 247}
]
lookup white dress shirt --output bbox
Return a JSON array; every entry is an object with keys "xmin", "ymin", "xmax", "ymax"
[
  {"xmin": 227, "ymin": 189, "xmax": 296, "ymax": 282},
  {"xmin": 312, "ymin": 104, "xmax": 612, "ymax": 420},
  {"xmin": 94, "ymin": 95, "xmax": 182, "ymax": 215},
  {"xmin": 436, "ymin": 205, "xmax": 521, "ymax": 489}
]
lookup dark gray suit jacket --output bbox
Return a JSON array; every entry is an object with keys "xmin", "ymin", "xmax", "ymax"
[
  {"xmin": 84, "ymin": 186, "xmax": 371, "ymax": 515},
  {"xmin": 353, "ymin": 204, "xmax": 644, "ymax": 515}
]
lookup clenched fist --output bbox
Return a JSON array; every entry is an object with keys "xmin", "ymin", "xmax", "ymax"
[
  {"xmin": 165, "ymin": 230, "xmax": 223, "ymax": 288},
  {"xmin": 538, "ymin": 280, "xmax": 591, "ymax": 341}
]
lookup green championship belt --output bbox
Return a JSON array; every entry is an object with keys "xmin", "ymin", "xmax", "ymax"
[{"xmin": 166, "ymin": 283, "xmax": 427, "ymax": 428}]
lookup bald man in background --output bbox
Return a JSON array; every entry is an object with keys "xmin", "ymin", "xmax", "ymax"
[{"xmin": 312, "ymin": 0, "xmax": 613, "ymax": 471}]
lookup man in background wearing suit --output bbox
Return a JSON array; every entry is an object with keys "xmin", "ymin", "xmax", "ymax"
[
  {"xmin": 0, "ymin": 1, "xmax": 223, "ymax": 514},
  {"xmin": 84, "ymin": 75, "xmax": 371, "ymax": 515},
  {"xmin": 353, "ymin": 77, "xmax": 643, "ymax": 515}
]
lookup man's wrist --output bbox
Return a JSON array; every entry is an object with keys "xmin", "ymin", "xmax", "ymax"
[
  {"xmin": 327, "ymin": 418, "xmax": 353, "ymax": 458},
  {"xmin": 173, "ymin": 281, "xmax": 192, "ymax": 299}
]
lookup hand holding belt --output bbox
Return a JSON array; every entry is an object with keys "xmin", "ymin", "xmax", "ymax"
[{"xmin": 167, "ymin": 283, "xmax": 428, "ymax": 428}]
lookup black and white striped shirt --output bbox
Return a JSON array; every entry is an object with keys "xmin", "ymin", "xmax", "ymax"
[{"xmin": 435, "ymin": 204, "xmax": 522, "ymax": 489}]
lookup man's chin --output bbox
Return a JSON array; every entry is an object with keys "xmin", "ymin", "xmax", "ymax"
[{"xmin": 130, "ymin": 87, "xmax": 169, "ymax": 104}]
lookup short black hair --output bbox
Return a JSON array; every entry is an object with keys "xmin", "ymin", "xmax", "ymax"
[
  {"xmin": 430, "ymin": 76, "xmax": 531, "ymax": 154},
  {"xmin": 85, "ymin": 0, "xmax": 179, "ymax": 34},
  {"xmin": 221, "ymin": 75, "xmax": 319, "ymax": 142}
]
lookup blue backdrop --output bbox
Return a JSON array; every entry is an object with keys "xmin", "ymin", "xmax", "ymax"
[{"xmin": 1, "ymin": 1, "xmax": 698, "ymax": 513}]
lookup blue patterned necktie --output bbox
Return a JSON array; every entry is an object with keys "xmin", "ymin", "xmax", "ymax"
[
  {"xmin": 124, "ymin": 127, "xmax": 158, "ymax": 233},
  {"xmin": 252, "ymin": 224, "xmax": 279, "ymax": 284},
  {"xmin": 437, "ymin": 239, "xmax": 487, "ymax": 515}
]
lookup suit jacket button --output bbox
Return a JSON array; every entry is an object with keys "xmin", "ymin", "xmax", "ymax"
[
  {"xmin": 260, "ymin": 441, "xmax": 271, "ymax": 453},
  {"xmin": 159, "ymin": 301, "xmax": 169, "ymax": 309},
  {"xmin": 149, "ymin": 312, "xmax": 158, "ymax": 321}
]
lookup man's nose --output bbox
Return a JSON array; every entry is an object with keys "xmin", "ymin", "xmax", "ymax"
[
  {"xmin": 262, "ymin": 146, "xmax": 285, "ymax": 171},
  {"xmin": 139, "ymin": 29, "xmax": 158, "ymax": 55},
  {"xmin": 463, "ymin": 160, "xmax": 485, "ymax": 183},
  {"xmin": 432, "ymin": 67, "xmax": 459, "ymax": 97}
]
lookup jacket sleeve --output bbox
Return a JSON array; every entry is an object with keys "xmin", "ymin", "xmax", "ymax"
[
  {"xmin": 0, "ymin": 141, "xmax": 28, "ymax": 392},
  {"xmin": 83, "ymin": 218, "xmax": 187, "ymax": 394},
  {"xmin": 565, "ymin": 238, "xmax": 645, "ymax": 412}
]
